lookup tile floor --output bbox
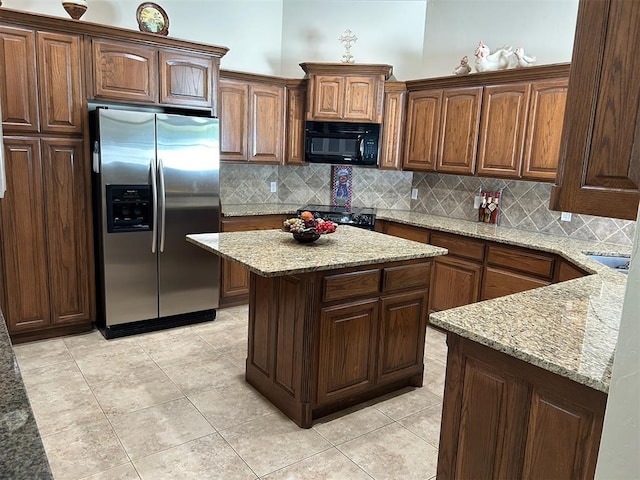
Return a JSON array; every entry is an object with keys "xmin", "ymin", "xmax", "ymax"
[{"xmin": 13, "ymin": 305, "xmax": 449, "ymax": 480}]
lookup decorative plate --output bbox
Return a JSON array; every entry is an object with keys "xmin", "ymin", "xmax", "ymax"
[{"xmin": 136, "ymin": 2, "xmax": 169, "ymax": 36}]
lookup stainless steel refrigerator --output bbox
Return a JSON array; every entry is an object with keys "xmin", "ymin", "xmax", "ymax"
[{"xmin": 91, "ymin": 108, "xmax": 220, "ymax": 338}]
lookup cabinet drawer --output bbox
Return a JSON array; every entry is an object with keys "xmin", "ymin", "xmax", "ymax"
[
  {"xmin": 482, "ymin": 267, "xmax": 550, "ymax": 300},
  {"xmin": 487, "ymin": 244, "xmax": 554, "ymax": 279},
  {"xmin": 430, "ymin": 232, "xmax": 485, "ymax": 261},
  {"xmin": 383, "ymin": 222, "xmax": 429, "ymax": 243},
  {"xmin": 323, "ymin": 270, "xmax": 380, "ymax": 302},
  {"xmin": 221, "ymin": 215, "xmax": 286, "ymax": 232},
  {"xmin": 383, "ymin": 263, "xmax": 431, "ymax": 293}
]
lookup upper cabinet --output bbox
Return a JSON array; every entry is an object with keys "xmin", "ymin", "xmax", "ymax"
[
  {"xmin": 0, "ymin": 25, "xmax": 83, "ymax": 134},
  {"xmin": 285, "ymin": 79, "xmax": 307, "ymax": 166},
  {"xmin": 378, "ymin": 81, "xmax": 406, "ymax": 170},
  {"xmin": 300, "ymin": 63, "xmax": 393, "ymax": 123},
  {"xmin": 88, "ymin": 37, "xmax": 224, "ymax": 112},
  {"xmin": 550, "ymin": 0, "xmax": 640, "ymax": 220},
  {"xmin": 219, "ymin": 71, "xmax": 285, "ymax": 164},
  {"xmin": 403, "ymin": 64, "xmax": 570, "ymax": 180}
]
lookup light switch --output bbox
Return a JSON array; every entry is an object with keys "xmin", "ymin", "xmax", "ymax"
[
  {"xmin": 270, "ymin": 181, "xmax": 277, "ymax": 193},
  {"xmin": 561, "ymin": 212, "xmax": 572, "ymax": 222},
  {"xmin": 411, "ymin": 188, "xmax": 418, "ymax": 200}
]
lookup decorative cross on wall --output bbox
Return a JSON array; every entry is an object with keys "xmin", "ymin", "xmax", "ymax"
[{"xmin": 338, "ymin": 29, "xmax": 358, "ymax": 64}]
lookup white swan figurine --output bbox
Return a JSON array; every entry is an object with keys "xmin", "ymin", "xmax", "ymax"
[
  {"xmin": 452, "ymin": 55, "xmax": 472, "ymax": 76},
  {"xmin": 474, "ymin": 41, "xmax": 513, "ymax": 72},
  {"xmin": 514, "ymin": 46, "xmax": 536, "ymax": 68}
]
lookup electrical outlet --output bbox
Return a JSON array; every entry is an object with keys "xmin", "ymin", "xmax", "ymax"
[
  {"xmin": 411, "ymin": 188, "xmax": 418, "ymax": 200},
  {"xmin": 270, "ymin": 181, "xmax": 277, "ymax": 193},
  {"xmin": 561, "ymin": 212, "xmax": 572, "ymax": 222}
]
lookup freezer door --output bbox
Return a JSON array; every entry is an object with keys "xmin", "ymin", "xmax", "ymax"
[
  {"xmin": 97, "ymin": 109, "xmax": 159, "ymax": 326},
  {"xmin": 156, "ymin": 114, "xmax": 220, "ymax": 317}
]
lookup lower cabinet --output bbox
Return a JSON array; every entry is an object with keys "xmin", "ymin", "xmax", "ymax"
[
  {"xmin": 438, "ymin": 334, "xmax": 605, "ymax": 479},
  {"xmin": 246, "ymin": 259, "xmax": 431, "ymax": 427},
  {"xmin": 430, "ymin": 256, "xmax": 482, "ymax": 312},
  {"xmin": 0, "ymin": 136, "xmax": 93, "ymax": 341},
  {"xmin": 219, "ymin": 214, "xmax": 287, "ymax": 307}
]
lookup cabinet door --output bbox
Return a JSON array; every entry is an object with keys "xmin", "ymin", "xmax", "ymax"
[
  {"xmin": 249, "ymin": 83, "xmax": 284, "ymax": 164},
  {"xmin": 90, "ymin": 38, "xmax": 157, "ymax": 103},
  {"xmin": 309, "ymin": 75, "xmax": 344, "ymax": 120},
  {"xmin": 476, "ymin": 83, "xmax": 531, "ymax": 178},
  {"xmin": 37, "ymin": 32, "xmax": 83, "ymax": 134},
  {"xmin": 42, "ymin": 138, "xmax": 92, "ymax": 325},
  {"xmin": 550, "ymin": 0, "xmax": 640, "ymax": 220},
  {"xmin": 430, "ymin": 256, "xmax": 482, "ymax": 312},
  {"xmin": 522, "ymin": 79, "xmax": 568, "ymax": 181},
  {"xmin": 0, "ymin": 138, "xmax": 50, "ymax": 332},
  {"xmin": 317, "ymin": 299, "xmax": 379, "ymax": 404},
  {"xmin": 378, "ymin": 291, "xmax": 428, "ymax": 384},
  {"xmin": 159, "ymin": 50, "xmax": 215, "ymax": 109},
  {"xmin": 285, "ymin": 85, "xmax": 306, "ymax": 165},
  {"xmin": 403, "ymin": 90, "xmax": 441, "ymax": 171},
  {"xmin": 482, "ymin": 267, "xmax": 550, "ymax": 301},
  {"xmin": 379, "ymin": 86, "xmax": 406, "ymax": 170},
  {"xmin": 219, "ymin": 80, "xmax": 248, "ymax": 161},
  {"xmin": 437, "ymin": 87, "xmax": 482, "ymax": 175},
  {"xmin": 0, "ymin": 26, "xmax": 38, "ymax": 132},
  {"xmin": 344, "ymin": 76, "xmax": 378, "ymax": 122}
]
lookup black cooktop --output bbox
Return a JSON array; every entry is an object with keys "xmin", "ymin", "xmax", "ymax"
[{"xmin": 297, "ymin": 204, "xmax": 377, "ymax": 229}]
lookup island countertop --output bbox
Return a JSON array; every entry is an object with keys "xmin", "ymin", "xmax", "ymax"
[{"xmin": 187, "ymin": 225, "xmax": 447, "ymax": 277}]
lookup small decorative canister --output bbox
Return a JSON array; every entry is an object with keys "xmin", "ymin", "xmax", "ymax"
[{"xmin": 62, "ymin": 0, "xmax": 88, "ymax": 20}]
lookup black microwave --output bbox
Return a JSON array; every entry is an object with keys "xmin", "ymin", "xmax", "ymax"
[{"xmin": 304, "ymin": 121, "xmax": 380, "ymax": 166}]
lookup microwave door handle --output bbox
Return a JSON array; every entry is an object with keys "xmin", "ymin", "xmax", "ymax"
[
  {"xmin": 150, "ymin": 160, "xmax": 158, "ymax": 254},
  {"xmin": 359, "ymin": 137, "xmax": 365, "ymax": 161}
]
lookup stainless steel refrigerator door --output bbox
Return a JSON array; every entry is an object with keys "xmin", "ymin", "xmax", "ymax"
[
  {"xmin": 156, "ymin": 114, "xmax": 220, "ymax": 317},
  {"xmin": 97, "ymin": 109, "xmax": 159, "ymax": 326}
]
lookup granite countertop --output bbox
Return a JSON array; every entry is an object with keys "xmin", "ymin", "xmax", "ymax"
[
  {"xmin": 222, "ymin": 203, "xmax": 301, "ymax": 217},
  {"xmin": 187, "ymin": 225, "xmax": 447, "ymax": 277},
  {"xmin": 0, "ymin": 312, "xmax": 53, "ymax": 479},
  {"xmin": 221, "ymin": 203, "xmax": 632, "ymax": 393}
]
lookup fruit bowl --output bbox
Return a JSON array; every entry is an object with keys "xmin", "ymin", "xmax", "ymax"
[
  {"xmin": 292, "ymin": 232, "xmax": 321, "ymax": 243},
  {"xmin": 283, "ymin": 211, "xmax": 337, "ymax": 244}
]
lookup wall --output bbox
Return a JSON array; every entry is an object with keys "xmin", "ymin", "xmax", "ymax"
[
  {"xmin": 422, "ymin": 0, "xmax": 579, "ymax": 77},
  {"xmin": 3, "ymin": 0, "xmax": 578, "ymax": 79},
  {"xmin": 280, "ymin": 0, "xmax": 427, "ymax": 79},
  {"xmin": 595, "ymin": 208, "xmax": 640, "ymax": 478}
]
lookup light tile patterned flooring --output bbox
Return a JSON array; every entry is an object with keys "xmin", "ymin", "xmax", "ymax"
[{"xmin": 13, "ymin": 306, "xmax": 449, "ymax": 480}]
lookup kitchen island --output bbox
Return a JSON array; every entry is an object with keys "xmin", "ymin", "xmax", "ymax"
[{"xmin": 187, "ymin": 226, "xmax": 446, "ymax": 427}]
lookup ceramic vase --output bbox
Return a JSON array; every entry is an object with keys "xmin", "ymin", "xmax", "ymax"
[{"xmin": 62, "ymin": 0, "xmax": 87, "ymax": 20}]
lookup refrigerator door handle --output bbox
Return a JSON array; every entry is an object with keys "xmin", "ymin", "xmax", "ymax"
[
  {"xmin": 150, "ymin": 160, "xmax": 158, "ymax": 254},
  {"xmin": 158, "ymin": 156, "xmax": 167, "ymax": 253}
]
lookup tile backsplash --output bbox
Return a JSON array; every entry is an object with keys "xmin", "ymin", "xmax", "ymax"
[{"xmin": 220, "ymin": 164, "xmax": 636, "ymax": 246}]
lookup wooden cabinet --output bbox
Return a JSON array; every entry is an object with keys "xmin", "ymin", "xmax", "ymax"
[
  {"xmin": 476, "ymin": 83, "xmax": 531, "ymax": 178},
  {"xmin": 437, "ymin": 87, "xmax": 482, "ymax": 175},
  {"xmin": 247, "ymin": 258, "xmax": 431, "ymax": 427},
  {"xmin": 375, "ymin": 219, "xmax": 430, "ymax": 244},
  {"xmin": 219, "ymin": 73, "xmax": 285, "ymax": 164},
  {"xmin": 404, "ymin": 65, "xmax": 570, "ymax": 179},
  {"xmin": 430, "ymin": 256, "xmax": 483, "ymax": 312},
  {"xmin": 0, "ymin": 26, "xmax": 82, "ymax": 134},
  {"xmin": 318, "ymin": 299, "xmax": 379, "ymax": 404},
  {"xmin": 285, "ymin": 80, "xmax": 307, "ymax": 165},
  {"xmin": 90, "ymin": 38, "xmax": 157, "ymax": 104},
  {"xmin": 438, "ymin": 334, "xmax": 606, "ymax": 479},
  {"xmin": 300, "ymin": 63, "xmax": 392, "ymax": 123},
  {"xmin": 88, "ymin": 37, "xmax": 224, "ymax": 111},
  {"xmin": 403, "ymin": 86, "xmax": 481, "ymax": 175},
  {"xmin": 522, "ymin": 79, "xmax": 568, "ymax": 181},
  {"xmin": 477, "ymin": 78, "xmax": 568, "ymax": 180},
  {"xmin": 550, "ymin": 0, "xmax": 640, "ymax": 220},
  {"xmin": 159, "ymin": 50, "xmax": 215, "ymax": 109},
  {"xmin": 0, "ymin": 137, "xmax": 93, "ymax": 337},
  {"xmin": 403, "ymin": 90, "xmax": 441, "ymax": 171},
  {"xmin": 379, "ymin": 82, "xmax": 407, "ymax": 170},
  {"xmin": 219, "ymin": 215, "xmax": 288, "ymax": 307},
  {"xmin": 482, "ymin": 244, "xmax": 554, "ymax": 300}
]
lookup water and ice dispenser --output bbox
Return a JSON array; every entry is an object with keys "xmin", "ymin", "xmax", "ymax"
[{"xmin": 106, "ymin": 185, "xmax": 152, "ymax": 233}]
